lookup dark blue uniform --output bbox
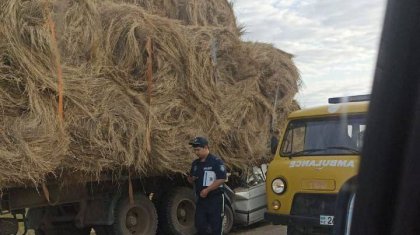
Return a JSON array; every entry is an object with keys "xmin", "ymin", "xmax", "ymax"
[{"xmin": 190, "ymin": 154, "xmax": 227, "ymax": 235}]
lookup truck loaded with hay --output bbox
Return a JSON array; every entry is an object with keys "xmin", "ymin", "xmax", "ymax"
[{"xmin": 0, "ymin": 0, "xmax": 300, "ymax": 234}]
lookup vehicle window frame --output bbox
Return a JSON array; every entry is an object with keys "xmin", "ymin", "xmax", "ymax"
[{"xmin": 280, "ymin": 114, "xmax": 367, "ymax": 157}]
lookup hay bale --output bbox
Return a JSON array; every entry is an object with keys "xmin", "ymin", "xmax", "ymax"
[
  {"xmin": 212, "ymin": 42, "xmax": 300, "ymax": 167},
  {"xmin": 61, "ymin": 2, "xmax": 195, "ymax": 176},
  {"xmin": 55, "ymin": 0, "xmax": 103, "ymax": 66},
  {"xmin": 105, "ymin": 0, "xmax": 240, "ymax": 34},
  {"xmin": 0, "ymin": 0, "xmax": 69, "ymax": 186},
  {"xmin": 0, "ymin": 0, "xmax": 300, "ymax": 187}
]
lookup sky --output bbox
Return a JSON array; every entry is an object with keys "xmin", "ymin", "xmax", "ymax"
[{"xmin": 232, "ymin": 0, "xmax": 387, "ymax": 107}]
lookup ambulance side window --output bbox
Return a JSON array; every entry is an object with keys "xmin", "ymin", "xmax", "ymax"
[
  {"xmin": 347, "ymin": 122, "xmax": 366, "ymax": 149},
  {"xmin": 282, "ymin": 123, "xmax": 305, "ymax": 154}
]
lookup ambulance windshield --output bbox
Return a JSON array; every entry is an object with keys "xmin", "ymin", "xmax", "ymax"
[{"xmin": 281, "ymin": 115, "xmax": 366, "ymax": 157}]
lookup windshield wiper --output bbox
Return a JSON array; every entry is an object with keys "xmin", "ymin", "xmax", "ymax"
[
  {"xmin": 287, "ymin": 148, "xmax": 326, "ymax": 157},
  {"xmin": 326, "ymin": 146, "xmax": 360, "ymax": 154}
]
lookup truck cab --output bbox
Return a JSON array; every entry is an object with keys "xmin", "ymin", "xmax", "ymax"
[{"xmin": 264, "ymin": 95, "xmax": 369, "ymax": 235}]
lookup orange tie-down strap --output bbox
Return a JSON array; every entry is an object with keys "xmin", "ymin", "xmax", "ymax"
[
  {"xmin": 43, "ymin": 0, "xmax": 64, "ymax": 121},
  {"xmin": 41, "ymin": 1, "xmax": 64, "ymax": 204},
  {"xmin": 128, "ymin": 171, "xmax": 135, "ymax": 206},
  {"xmin": 42, "ymin": 182, "xmax": 51, "ymax": 203}
]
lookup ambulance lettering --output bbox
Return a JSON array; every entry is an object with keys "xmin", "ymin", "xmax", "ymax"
[{"xmin": 289, "ymin": 160, "xmax": 355, "ymax": 168}]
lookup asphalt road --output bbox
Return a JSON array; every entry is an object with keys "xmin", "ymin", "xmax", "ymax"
[{"xmin": 230, "ymin": 222, "xmax": 287, "ymax": 235}]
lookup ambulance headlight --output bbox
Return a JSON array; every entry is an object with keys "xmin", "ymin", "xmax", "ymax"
[{"xmin": 272, "ymin": 178, "xmax": 286, "ymax": 194}]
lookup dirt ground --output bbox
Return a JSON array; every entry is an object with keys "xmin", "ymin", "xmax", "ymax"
[
  {"xmin": 230, "ymin": 222, "xmax": 287, "ymax": 235},
  {"xmin": 22, "ymin": 222, "xmax": 287, "ymax": 235}
]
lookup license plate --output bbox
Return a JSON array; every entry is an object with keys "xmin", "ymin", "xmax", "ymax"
[{"xmin": 320, "ymin": 215, "xmax": 334, "ymax": 225}]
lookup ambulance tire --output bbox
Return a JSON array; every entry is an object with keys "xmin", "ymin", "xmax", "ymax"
[
  {"xmin": 287, "ymin": 225, "xmax": 308, "ymax": 235},
  {"xmin": 156, "ymin": 187, "xmax": 196, "ymax": 235},
  {"xmin": 113, "ymin": 193, "xmax": 158, "ymax": 235},
  {"xmin": 222, "ymin": 204, "xmax": 234, "ymax": 234}
]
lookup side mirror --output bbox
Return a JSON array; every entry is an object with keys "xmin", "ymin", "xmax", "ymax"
[{"xmin": 270, "ymin": 136, "xmax": 279, "ymax": 155}]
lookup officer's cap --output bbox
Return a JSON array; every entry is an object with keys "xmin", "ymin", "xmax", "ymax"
[{"xmin": 189, "ymin": 136, "xmax": 209, "ymax": 148}]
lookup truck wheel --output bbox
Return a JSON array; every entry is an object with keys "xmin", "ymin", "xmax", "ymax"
[
  {"xmin": 114, "ymin": 193, "xmax": 158, "ymax": 235},
  {"xmin": 156, "ymin": 187, "xmax": 196, "ymax": 235},
  {"xmin": 0, "ymin": 218, "xmax": 18, "ymax": 235},
  {"xmin": 222, "ymin": 204, "xmax": 234, "ymax": 234}
]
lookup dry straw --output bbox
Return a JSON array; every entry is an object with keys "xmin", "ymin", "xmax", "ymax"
[
  {"xmin": 0, "ymin": 0, "xmax": 300, "ymax": 187},
  {"xmin": 107, "ymin": 0, "xmax": 240, "ymax": 34}
]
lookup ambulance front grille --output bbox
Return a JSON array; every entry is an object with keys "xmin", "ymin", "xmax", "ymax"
[{"xmin": 290, "ymin": 193, "xmax": 337, "ymax": 217}]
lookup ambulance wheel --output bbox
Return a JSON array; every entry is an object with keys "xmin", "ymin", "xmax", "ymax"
[
  {"xmin": 222, "ymin": 204, "xmax": 234, "ymax": 234},
  {"xmin": 156, "ymin": 187, "xmax": 196, "ymax": 235},
  {"xmin": 113, "ymin": 193, "xmax": 158, "ymax": 235},
  {"xmin": 287, "ymin": 225, "xmax": 306, "ymax": 235}
]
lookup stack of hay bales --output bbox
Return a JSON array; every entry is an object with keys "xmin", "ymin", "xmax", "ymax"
[
  {"xmin": 0, "ymin": 0, "xmax": 300, "ymax": 187},
  {"xmin": 110, "ymin": 0, "xmax": 240, "ymax": 34}
]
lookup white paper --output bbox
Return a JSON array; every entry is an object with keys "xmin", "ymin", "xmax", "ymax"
[{"xmin": 203, "ymin": 171, "xmax": 216, "ymax": 186}]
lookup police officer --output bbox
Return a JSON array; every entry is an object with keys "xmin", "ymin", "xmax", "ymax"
[{"xmin": 187, "ymin": 137, "xmax": 227, "ymax": 235}]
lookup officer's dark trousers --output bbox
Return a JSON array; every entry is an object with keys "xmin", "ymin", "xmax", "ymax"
[{"xmin": 195, "ymin": 193, "xmax": 224, "ymax": 235}]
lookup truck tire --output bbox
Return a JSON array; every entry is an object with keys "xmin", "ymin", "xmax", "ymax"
[
  {"xmin": 113, "ymin": 193, "xmax": 158, "ymax": 235},
  {"xmin": 222, "ymin": 204, "xmax": 234, "ymax": 234},
  {"xmin": 156, "ymin": 187, "xmax": 196, "ymax": 235},
  {"xmin": 0, "ymin": 218, "xmax": 18, "ymax": 235}
]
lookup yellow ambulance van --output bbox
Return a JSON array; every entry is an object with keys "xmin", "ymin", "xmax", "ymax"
[{"xmin": 265, "ymin": 95, "xmax": 369, "ymax": 235}]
